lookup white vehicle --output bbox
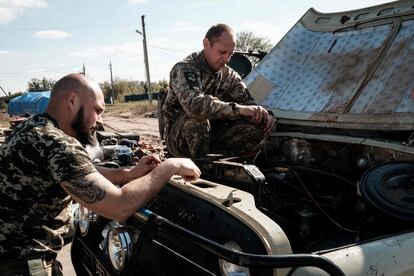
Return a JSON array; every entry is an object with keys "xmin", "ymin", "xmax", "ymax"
[{"xmin": 72, "ymin": 1, "xmax": 414, "ymax": 275}]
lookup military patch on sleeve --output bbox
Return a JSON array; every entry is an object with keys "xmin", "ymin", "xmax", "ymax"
[{"xmin": 184, "ymin": 71, "xmax": 200, "ymax": 90}]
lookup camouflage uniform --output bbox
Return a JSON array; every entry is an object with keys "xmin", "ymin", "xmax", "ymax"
[
  {"xmin": 161, "ymin": 50, "xmax": 265, "ymax": 158},
  {"xmin": 0, "ymin": 113, "xmax": 96, "ymax": 274}
]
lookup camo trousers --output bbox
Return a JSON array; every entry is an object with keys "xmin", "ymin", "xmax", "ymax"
[
  {"xmin": 0, "ymin": 256, "xmax": 63, "ymax": 276},
  {"xmin": 164, "ymin": 113, "xmax": 265, "ymax": 159}
]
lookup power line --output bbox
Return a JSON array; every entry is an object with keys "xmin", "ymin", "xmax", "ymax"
[
  {"xmin": 147, "ymin": 43, "xmax": 185, "ymax": 53},
  {"xmin": 0, "ymin": 23, "xmax": 136, "ymax": 32},
  {"xmin": 0, "ymin": 42, "xmax": 183, "ymax": 77},
  {"xmin": 0, "ymin": 50, "xmax": 128, "ymax": 76},
  {"xmin": 146, "ymin": 14, "xmax": 218, "ymax": 22},
  {"xmin": 148, "ymin": 45, "xmax": 182, "ymax": 60}
]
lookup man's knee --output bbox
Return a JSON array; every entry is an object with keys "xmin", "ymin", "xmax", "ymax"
[{"xmin": 165, "ymin": 117, "xmax": 210, "ymax": 158}]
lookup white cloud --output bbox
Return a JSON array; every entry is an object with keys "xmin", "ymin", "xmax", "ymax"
[
  {"xmin": 0, "ymin": 0, "xmax": 47, "ymax": 24},
  {"xmin": 128, "ymin": 0, "xmax": 148, "ymax": 4},
  {"xmin": 190, "ymin": 0, "xmax": 222, "ymax": 8},
  {"xmin": 27, "ymin": 68, "xmax": 46, "ymax": 73},
  {"xmin": 173, "ymin": 21, "xmax": 198, "ymax": 32},
  {"xmin": 68, "ymin": 42, "xmax": 140, "ymax": 58},
  {"xmin": 237, "ymin": 21, "xmax": 283, "ymax": 44},
  {"xmin": 32, "ymin": 30, "xmax": 72, "ymax": 39},
  {"xmin": 0, "ymin": 50, "xmax": 10, "ymax": 56},
  {"xmin": 150, "ymin": 37, "xmax": 168, "ymax": 46}
]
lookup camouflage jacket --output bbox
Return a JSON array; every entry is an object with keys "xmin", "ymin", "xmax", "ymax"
[
  {"xmin": 0, "ymin": 114, "xmax": 96, "ymax": 258},
  {"xmin": 162, "ymin": 51, "xmax": 256, "ymax": 127}
]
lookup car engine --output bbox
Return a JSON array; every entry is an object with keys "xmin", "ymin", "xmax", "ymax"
[{"xmin": 195, "ymin": 134, "xmax": 414, "ymax": 253}]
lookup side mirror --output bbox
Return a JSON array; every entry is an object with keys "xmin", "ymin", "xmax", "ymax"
[{"xmin": 228, "ymin": 53, "xmax": 252, "ymax": 79}]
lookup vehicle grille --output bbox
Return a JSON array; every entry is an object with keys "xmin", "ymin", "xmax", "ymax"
[{"xmin": 144, "ymin": 196, "xmax": 200, "ymax": 231}]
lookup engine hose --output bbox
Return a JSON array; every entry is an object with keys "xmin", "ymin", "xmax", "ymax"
[
  {"xmin": 289, "ymin": 168, "xmax": 357, "ymax": 233},
  {"xmin": 289, "ymin": 165, "xmax": 355, "ymax": 189}
]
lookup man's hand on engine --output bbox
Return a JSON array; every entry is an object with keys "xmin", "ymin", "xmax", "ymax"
[
  {"xmin": 130, "ymin": 155, "xmax": 161, "ymax": 178},
  {"xmin": 237, "ymin": 104, "xmax": 276, "ymax": 135}
]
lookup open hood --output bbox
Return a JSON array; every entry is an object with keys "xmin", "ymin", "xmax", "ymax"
[{"xmin": 245, "ymin": 0, "xmax": 414, "ymax": 131}]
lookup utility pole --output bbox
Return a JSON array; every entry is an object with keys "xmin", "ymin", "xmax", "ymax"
[
  {"xmin": 82, "ymin": 63, "xmax": 86, "ymax": 75},
  {"xmin": 136, "ymin": 15, "xmax": 152, "ymax": 104},
  {"xmin": 109, "ymin": 61, "xmax": 115, "ymax": 104}
]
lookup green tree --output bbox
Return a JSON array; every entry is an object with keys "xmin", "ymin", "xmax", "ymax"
[
  {"xmin": 99, "ymin": 78, "xmax": 168, "ymax": 103},
  {"xmin": 0, "ymin": 92, "xmax": 25, "ymax": 111},
  {"xmin": 151, "ymin": 80, "xmax": 168, "ymax": 92},
  {"xmin": 236, "ymin": 31, "xmax": 273, "ymax": 67},
  {"xmin": 0, "ymin": 100, "xmax": 6, "ymax": 111},
  {"xmin": 100, "ymin": 78, "xmax": 143, "ymax": 103},
  {"xmin": 6, "ymin": 92, "xmax": 24, "ymax": 101},
  {"xmin": 27, "ymin": 77, "xmax": 56, "ymax": 92}
]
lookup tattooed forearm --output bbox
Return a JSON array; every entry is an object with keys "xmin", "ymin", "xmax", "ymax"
[{"xmin": 62, "ymin": 176, "xmax": 106, "ymax": 204}]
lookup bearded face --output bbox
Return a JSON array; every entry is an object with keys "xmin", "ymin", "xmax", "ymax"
[{"xmin": 71, "ymin": 106, "xmax": 98, "ymax": 146}]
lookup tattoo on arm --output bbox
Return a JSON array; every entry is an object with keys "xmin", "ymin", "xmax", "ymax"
[{"xmin": 62, "ymin": 176, "xmax": 106, "ymax": 204}]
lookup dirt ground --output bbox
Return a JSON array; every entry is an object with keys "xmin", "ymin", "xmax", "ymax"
[
  {"xmin": 103, "ymin": 111, "xmax": 168, "ymax": 159},
  {"xmin": 0, "ymin": 112, "xmax": 9, "ymax": 128},
  {"xmin": 102, "ymin": 111, "xmax": 161, "ymax": 142}
]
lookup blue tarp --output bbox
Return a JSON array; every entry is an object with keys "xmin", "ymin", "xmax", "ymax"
[{"xmin": 8, "ymin": 91, "xmax": 51, "ymax": 116}]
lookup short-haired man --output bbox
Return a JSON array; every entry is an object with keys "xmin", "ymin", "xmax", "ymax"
[
  {"xmin": 161, "ymin": 23, "xmax": 275, "ymax": 159},
  {"xmin": 0, "ymin": 73, "xmax": 200, "ymax": 275}
]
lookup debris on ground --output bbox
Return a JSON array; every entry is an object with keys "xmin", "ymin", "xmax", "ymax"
[{"xmin": 135, "ymin": 140, "xmax": 168, "ymax": 160}]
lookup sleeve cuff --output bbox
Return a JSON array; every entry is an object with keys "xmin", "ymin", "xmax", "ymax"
[{"xmin": 229, "ymin": 102, "xmax": 240, "ymax": 116}]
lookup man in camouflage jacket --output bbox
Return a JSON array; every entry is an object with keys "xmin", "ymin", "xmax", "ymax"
[
  {"xmin": 0, "ymin": 73, "xmax": 200, "ymax": 275},
  {"xmin": 161, "ymin": 24, "xmax": 275, "ymax": 159}
]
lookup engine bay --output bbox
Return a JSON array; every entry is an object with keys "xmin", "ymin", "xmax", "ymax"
[{"xmin": 195, "ymin": 133, "xmax": 414, "ymax": 253}]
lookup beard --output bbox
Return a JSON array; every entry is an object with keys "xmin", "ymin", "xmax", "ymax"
[{"xmin": 71, "ymin": 106, "xmax": 98, "ymax": 146}]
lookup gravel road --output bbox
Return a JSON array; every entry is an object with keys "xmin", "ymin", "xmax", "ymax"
[{"xmin": 103, "ymin": 112, "xmax": 162, "ymax": 144}]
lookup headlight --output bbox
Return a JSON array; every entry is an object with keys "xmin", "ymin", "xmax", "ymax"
[
  {"xmin": 107, "ymin": 227, "xmax": 132, "ymax": 273},
  {"xmin": 219, "ymin": 241, "xmax": 250, "ymax": 276},
  {"xmin": 77, "ymin": 206, "xmax": 97, "ymax": 237}
]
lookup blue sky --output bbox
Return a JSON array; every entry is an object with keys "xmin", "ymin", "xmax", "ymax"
[{"xmin": 0, "ymin": 0, "xmax": 391, "ymax": 93}]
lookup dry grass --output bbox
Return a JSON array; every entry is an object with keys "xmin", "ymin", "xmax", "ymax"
[
  {"xmin": 0, "ymin": 112, "xmax": 10, "ymax": 128},
  {"xmin": 104, "ymin": 101, "xmax": 158, "ymax": 116}
]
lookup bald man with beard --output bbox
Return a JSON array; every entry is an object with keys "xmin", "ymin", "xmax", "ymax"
[{"xmin": 0, "ymin": 73, "xmax": 200, "ymax": 276}]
